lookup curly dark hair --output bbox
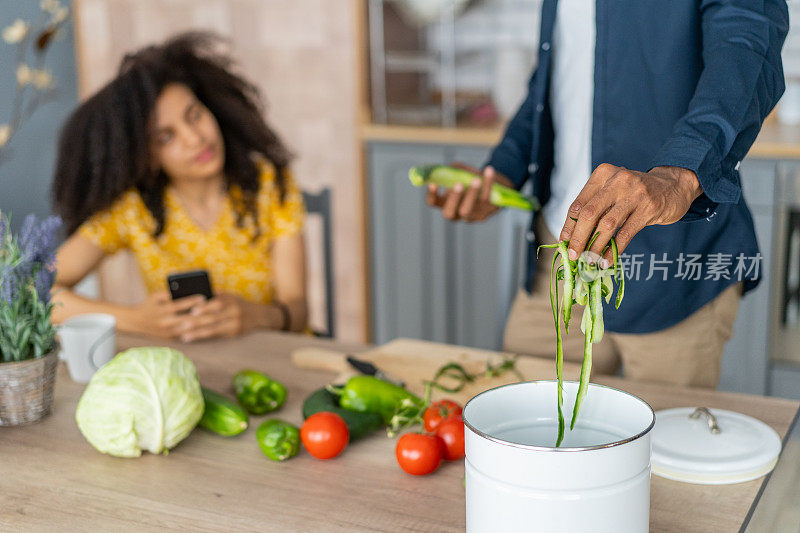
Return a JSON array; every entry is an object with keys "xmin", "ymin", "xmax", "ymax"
[{"xmin": 52, "ymin": 31, "xmax": 292, "ymax": 237}]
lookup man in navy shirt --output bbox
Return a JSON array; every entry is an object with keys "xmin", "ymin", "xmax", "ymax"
[{"xmin": 426, "ymin": 0, "xmax": 788, "ymax": 387}]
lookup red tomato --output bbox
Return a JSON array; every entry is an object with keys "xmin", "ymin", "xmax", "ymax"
[
  {"xmin": 395, "ymin": 433, "xmax": 443, "ymax": 475},
  {"xmin": 300, "ymin": 412, "xmax": 349, "ymax": 460},
  {"xmin": 435, "ymin": 416, "xmax": 465, "ymax": 461},
  {"xmin": 422, "ymin": 399, "xmax": 463, "ymax": 433}
]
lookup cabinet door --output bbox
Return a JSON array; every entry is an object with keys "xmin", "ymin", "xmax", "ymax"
[
  {"xmin": 450, "ymin": 146, "xmax": 532, "ymax": 350},
  {"xmin": 367, "ymin": 142, "xmax": 528, "ymax": 350},
  {"xmin": 767, "ymin": 161, "xmax": 800, "ymax": 399},
  {"xmin": 717, "ymin": 159, "xmax": 776, "ymax": 395},
  {"xmin": 368, "ymin": 142, "xmax": 440, "ymax": 345}
]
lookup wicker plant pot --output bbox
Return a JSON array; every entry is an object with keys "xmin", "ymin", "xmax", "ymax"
[{"xmin": 0, "ymin": 350, "xmax": 58, "ymax": 426}]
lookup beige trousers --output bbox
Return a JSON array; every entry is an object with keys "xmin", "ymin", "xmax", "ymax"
[{"xmin": 502, "ymin": 217, "xmax": 741, "ymax": 388}]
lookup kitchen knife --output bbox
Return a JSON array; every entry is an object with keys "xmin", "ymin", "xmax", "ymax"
[{"xmin": 346, "ymin": 355, "xmax": 406, "ymax": 388}]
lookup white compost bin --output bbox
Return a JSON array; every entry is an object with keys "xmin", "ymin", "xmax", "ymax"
[{"xmin": 463, "ymin": 381, "xmax": 655, "ymax": 533}]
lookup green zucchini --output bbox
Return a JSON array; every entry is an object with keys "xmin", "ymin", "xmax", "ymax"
[
  {"xmin": 199, "ymin": 387, "xmax": 249, "ymax": 436},
  {"xmin": 302, "ymin": 388, "xmax": 382, "ymax": 441},
  {"xmin": 409, "ymin": 165, "xmax": 541, "ymax": 211}
]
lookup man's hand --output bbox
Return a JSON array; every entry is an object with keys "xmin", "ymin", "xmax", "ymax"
[
  {"xmin": 426, "ymin": 164, "xmax": 512, "ymax": 222},
  {"xmin": 559, "ymin": 164, "xmax": 702, "ymax": 266}
]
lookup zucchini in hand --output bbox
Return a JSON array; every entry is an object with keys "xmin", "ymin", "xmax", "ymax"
[
  {"xmin": 199, "ymin": 387, "xmax": 249, "ymax": 436},
  {"xmin": 409, "ymin": 165, "xmax": 540, "ymax": 211}
]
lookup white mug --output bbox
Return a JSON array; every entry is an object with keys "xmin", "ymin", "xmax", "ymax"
[{"xmin": 58, "ymin": 313, "xmax": 116, "ymax": 383}]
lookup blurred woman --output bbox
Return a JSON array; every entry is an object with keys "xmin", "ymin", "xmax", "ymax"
[{"xmin": 52, "ymin": 32, "xmax": 307, "ymax": 341}]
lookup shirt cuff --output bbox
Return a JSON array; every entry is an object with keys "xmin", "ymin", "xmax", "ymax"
[
  {"xmin": 680, "ymin": 193, "xmax": 719, "ymax": 222},
  {"xmin": 648, "ymin": 134, "xmax": 741, "ymax": 205}
]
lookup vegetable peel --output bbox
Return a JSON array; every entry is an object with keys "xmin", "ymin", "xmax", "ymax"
[{"xmin": 539, "ymin": 238, "xmax": 625, "ymax": 446}]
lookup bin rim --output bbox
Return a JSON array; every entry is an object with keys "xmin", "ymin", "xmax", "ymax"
[{"xmin": 462, "ymin": 380, "xmax": 656, "ymax": 453}]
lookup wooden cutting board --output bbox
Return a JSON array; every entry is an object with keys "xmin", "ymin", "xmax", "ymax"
[{"xmin": 291, "ymin": 338, "xmax": 580, "ymax": 405}]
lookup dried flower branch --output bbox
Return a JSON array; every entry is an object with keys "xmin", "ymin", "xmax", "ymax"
[
  {"xmin": 0, "ymin": 2, "xmax": 70, "ymax": 168},
  {"xmin": 2, "ymin": 19, "xmax": 28, "ymax": 44}
]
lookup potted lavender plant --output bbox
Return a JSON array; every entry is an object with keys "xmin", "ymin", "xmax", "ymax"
[{"xmin": 0, "ymin": 212, "xmax": 62, "ymax": 425}]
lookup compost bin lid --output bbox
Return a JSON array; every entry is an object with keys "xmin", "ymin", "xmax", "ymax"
[{"xmin": 651, "ymin": 407, "xmax": 782, "ymax": 485}]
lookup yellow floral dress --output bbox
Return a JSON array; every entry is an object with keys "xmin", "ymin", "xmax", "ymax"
[{"xmin": 78, "ymin": 163, "xmax": 305, "ymax": 305}]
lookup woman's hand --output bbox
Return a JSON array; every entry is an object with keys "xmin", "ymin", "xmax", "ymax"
[
  {"xmin": 129, "ymin": 291, "xmax": 207, "ymax": 339},
  {"xmin": 176, "ymin": 293, "xmax": 256, "ymax": 342}
]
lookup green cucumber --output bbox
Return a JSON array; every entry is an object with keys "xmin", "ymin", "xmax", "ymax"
[
  {"xmin": 199, "ymin": 387, "xmax": 249, "ymax": 436},
  {"xmin": 302, "ymin": 388, "xmax": 382, "ymax": 441},
  {"xmin": 408, "ymin": 165, "xmax": 541, "ymax": 211}
]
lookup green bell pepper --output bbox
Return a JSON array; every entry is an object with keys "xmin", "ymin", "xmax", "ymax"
[
  {"xmin": 330, "ymin": 375, "xmax": 423, "ymax": 425},
  {"xmin": 233, "ymin": 369, "xmax": 287, "ymax": 415},
  {"xmin": 256, "ymin": 419, "xmax": 300, "ymax": 461}
]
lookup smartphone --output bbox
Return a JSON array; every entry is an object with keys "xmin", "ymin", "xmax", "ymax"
[{"xmin": 167, "ymin": 270, "xmax": 213, "ymax": 301}]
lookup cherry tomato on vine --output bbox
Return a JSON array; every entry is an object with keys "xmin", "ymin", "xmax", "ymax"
[
  {"xmin": 300, "ymin": 412, "xmax": 349, "ymax": 459},
  {"xmin": 395, "ymin": 433, "xmax": 443, "ymax": 475},
  {"xmin": 435, "ymin": 416, "xmax": 465, "ymax": 461},
  {"xmin": 422, "ymin": 399, "xmax": 462, "ymax": 433}
]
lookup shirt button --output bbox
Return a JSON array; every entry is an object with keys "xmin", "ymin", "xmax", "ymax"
[
  {"xmin": 536, "ymin": 103, "xmax": 544, "ymax": 112},
  {"xmin": 528, "ymin": 163, "xmax": 539, "ymax": 173},
  {"xmin": 526, "ymin": 231, "xmax": 536, "ymax": 242},
  {"xmin": 541, "ymin": 42, "xmax": 550, "ymax": 51}
]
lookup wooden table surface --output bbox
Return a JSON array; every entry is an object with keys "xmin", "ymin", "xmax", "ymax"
[{"xmin": 2, "ymin": 332, "xmax": 798, "ymax": 532}]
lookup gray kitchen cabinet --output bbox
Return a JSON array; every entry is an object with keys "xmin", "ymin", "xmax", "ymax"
[
  {"xmin": 368, "ymin": 141, "xmax": 782, "ymax": 396},
  {"xmin": 717, "ymin": 160, "xmax": 777, "ymax": 395},
  {"xmin": 367, "ymin": 141, "xmax": 527, "ymax": 350},
  {"xmin": 765, "ymin": 161, "xmax": 800, "ymax": 399}
]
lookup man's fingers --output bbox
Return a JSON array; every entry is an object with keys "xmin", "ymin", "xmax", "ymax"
[
  {"xmin": 426, "ymin": 184, "xmax": 445, "ymax": 208},
  {"xmin": 559, "ymin": 163, "xmax": 618, "ymax": 242},
  {"xmin": 441, "ymin": 183, "xmax": 465, "ymax": 220},
  {"xmin": 485, "ymin": 165, "xmax": 515, "ymax": 189},
  {"xmin": 567, "ymin": 189, "xmax": 615, "ymax": 261},
  {"xmin": 480, "ymin": 166, "xmax": 497, "ymax": 204},
  {"xmin": 560, "ymin": 182, "xmax": 604, "ymax": 243},
  {"xmin": 589, "ymin": 204, "xmax": 635, "ymax": 267},
  {"xmin": 612, "ymin": 213, "xmax": 648, "ymax": 257},
  {"xmin": 458, "ymin": 179, "xmax": 482, "ymax": 220}
]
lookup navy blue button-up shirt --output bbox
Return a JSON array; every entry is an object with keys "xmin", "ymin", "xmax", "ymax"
[{"xmin": 487, "ymin": 0, "xmax": 789, "ymax": 334}]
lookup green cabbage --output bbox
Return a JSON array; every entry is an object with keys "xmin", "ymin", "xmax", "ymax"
[{"xmin": 75, "ymin": 347, "xmax": 204, "ymax": 458}]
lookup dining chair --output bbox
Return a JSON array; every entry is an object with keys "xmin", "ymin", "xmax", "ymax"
[{"xmin": 302, "ymin": 188, "xmax": 336, "ymax": 338}]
